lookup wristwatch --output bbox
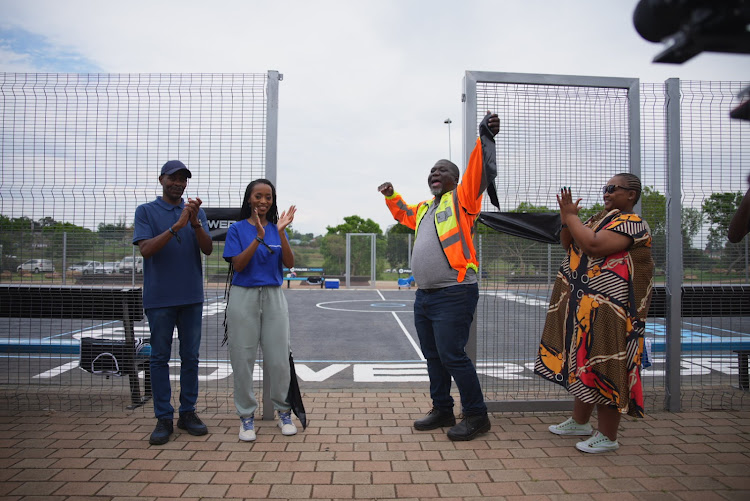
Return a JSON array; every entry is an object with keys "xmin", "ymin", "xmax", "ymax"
[{"xmin": 191, "ymin": 220, "xmax": 202, "ymax": 229}]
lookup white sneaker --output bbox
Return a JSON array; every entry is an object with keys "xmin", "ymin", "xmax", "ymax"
[
  {"xmin": 548, "ymin": 417, "xmax": 593, "ymax": 436},
  {"xmin": 575, "ymin": 430, "xmax": 619, "ymax": 453},
  {"xmin": 278, "ymin": 410, "xmax": 297, "ymax": 436},
  {"xmin": 239, "ymin": 416, "xmax": 256, "ymax": 442}
]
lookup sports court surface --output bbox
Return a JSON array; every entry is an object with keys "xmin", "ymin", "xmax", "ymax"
[{"xmin": 4, "ymin": 286, "xmax": 749, "ymax": 394}]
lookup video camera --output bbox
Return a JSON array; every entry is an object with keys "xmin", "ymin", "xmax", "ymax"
[{"xmin": 633, "ymin": 0, "xmax": 750, "ymax": 120}]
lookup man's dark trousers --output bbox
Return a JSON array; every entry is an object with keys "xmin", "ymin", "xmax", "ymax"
[{"xmin": 413, "ymin": 282, "xmax": 487, "ymax": 416}]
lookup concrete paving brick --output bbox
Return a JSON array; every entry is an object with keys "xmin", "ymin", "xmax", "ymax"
[
  {"xmin": 2, "ymin": 395, "xmax": 749, "ymax": 500},
  {"xmin": 311, "ymin": 484, "xmax": 354, "ymax": 499},
  {"xmin": 372, "ymin": 471, "xmax": 412, "ymax": 484},
  {"xmin": 557, "ymin": 478, "xmax": 607, "ymax": 494},
  {"xmin": 518, "ymin": 479, "xmax": 566, "ymax": 495},
  {"xmin": 224, "ymin": 483, "xmax": 271, "ymax": 498},
  {"xmin": 526, "ymin": 466, "xmax": 570, "ymax": 480},
  {"xmin": 409, "ymin": 470, "xmax": 451, "ymax": 483},
  {"xmin": 395, "ymin": 483, "xmax": 439, "ymax": 498},
  {"xmin": 128, "ymin": 470, "xmax": 178, "ymax": 483},
  {"xmin": 52, "ymin": 481, "xmax": 106, "ymax": 496},
  {"xmin": 673, "ymin": 490, "xmax": 731, "ymax": 501},
  {"xmin": 96, "ymin": 481, "xmax": 147, "ymax": 497},
  {"xmin": 354, "ymin": 484, "xmax": 396, "ymax": 498},
  {"xmin": 331, "ymin": 471, "xmax": 371, "ymax": 484},
  {"xmin": 487, "ymin": 468, "xmax": 532, "ymax": 482},
  {"xmin": 437, "ymin": 482, "xmax": 482, "ymax": 497}
]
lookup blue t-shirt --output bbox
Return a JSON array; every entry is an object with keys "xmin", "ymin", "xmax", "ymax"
[
  {"xmin": 223, "ymin": 219, "xmax": 284, "ymax": 287},
  {"xmin": 132, "ymin": 197, "xmax": 208, "ymax": 309}
]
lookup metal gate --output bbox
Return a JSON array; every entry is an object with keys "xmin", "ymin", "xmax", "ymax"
[{"xmin": 462, "ymin": 71, "xmax": 641, "ymax": 412}]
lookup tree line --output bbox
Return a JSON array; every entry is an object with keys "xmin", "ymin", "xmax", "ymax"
[{"xmin": 1, "ymin": 186, "xmax": 746, "ymax": 278}]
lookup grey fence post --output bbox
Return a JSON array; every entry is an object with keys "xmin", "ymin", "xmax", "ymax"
[
  {"xmin": 263, "ymin": 70, "xmax": 282, "ymax": 421},
  {"xmin": 62, "ymin": 232, "xmax": 67, "ymax": 285},
  {"xmin": 665, "ymin": 78, "xmax": 683, "ymax": 412}
]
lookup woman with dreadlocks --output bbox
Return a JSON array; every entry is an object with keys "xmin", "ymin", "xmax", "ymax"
[
  {"xmin": 535, "ymin": 173, "xmax": 654, "ymax": 453},
  {"xmin": 223, "ymin": 179, "xmax": 297, "ymax": 442}
]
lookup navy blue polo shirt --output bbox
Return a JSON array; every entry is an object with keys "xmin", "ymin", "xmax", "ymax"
[{"xmin": 132, "ymin": 197, "xmax": 209, "ymax": 309}]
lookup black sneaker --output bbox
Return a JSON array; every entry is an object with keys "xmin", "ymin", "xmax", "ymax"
[
  {"xmin": 177, "ymin": 411, "xmax": 208, "ymax": 436},
  {"xmin": 414, "ymin": 408, "xmax": 456, "ymax": 431},
  {"xmin": 446, "ymin": 413, "xmax": 491, "ymax": 441},
  {"xmin": 149, "ymin": 418, "xmax": 174, "ymax": 445}
]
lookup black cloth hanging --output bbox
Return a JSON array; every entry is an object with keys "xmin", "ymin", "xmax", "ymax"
[
  {"xmin": 477, "ymin": 212, "xmax": 562, "ymax": 244},
  {"xmin": 287, "ymin": 351, "xmax": 308, "ymax": 430}
]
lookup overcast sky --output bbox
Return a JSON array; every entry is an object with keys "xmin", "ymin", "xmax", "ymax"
[{"xmin": 1, "ymin": 0, "xmax": 748, "ymax": 235}]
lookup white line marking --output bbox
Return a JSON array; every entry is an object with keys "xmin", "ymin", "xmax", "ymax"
[
  {"xmin": 33, "ymin": 361, "xmax": 80, "ymax": 379},
  {"xmin": 392, "ymin": 311, "xmax": 424, "ymax": 361}
]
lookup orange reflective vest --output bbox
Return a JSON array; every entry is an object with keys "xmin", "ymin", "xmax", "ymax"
[{"xmin": 385, "ymin": 137, "xmax": 489, "ymax": 283}]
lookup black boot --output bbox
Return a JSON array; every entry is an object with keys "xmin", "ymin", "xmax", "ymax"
[
  {"xmin": 446, "ymin": 413, "xmax": 491, "ymax": 441},
  {"xmin": 414, "ymin": 408, "xmax": 456, "ymax": 431},
  {"xmin": 149, "ymin": 418, "xmax": 174, "ymax": 445}
]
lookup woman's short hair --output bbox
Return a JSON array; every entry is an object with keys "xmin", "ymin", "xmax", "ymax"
[{"xmin": 615, "ymin": 172, "xmax": 642, "ymax": 203}]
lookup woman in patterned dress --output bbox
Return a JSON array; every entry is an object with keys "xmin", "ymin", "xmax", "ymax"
[{"xmin": 535, "ymin": 173, "xmax": 654, "ymax": 453}]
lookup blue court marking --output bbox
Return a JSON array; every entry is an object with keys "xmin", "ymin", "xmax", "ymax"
[
  {"xmin": 647, "ymin": 323, "xmax": 750, "ymax": 352},
  {"xmin": 371, "ymin": 302, "xmax": 407, "ymax": 308}
]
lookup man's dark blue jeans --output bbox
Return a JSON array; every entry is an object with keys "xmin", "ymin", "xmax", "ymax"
[
  {"xmin": 145, "ymin": 303, "xmax": 203, "ymax": 420},
  {"xmin": 414, "ymin": 282, "xmax": 487, "ymax": 416}
]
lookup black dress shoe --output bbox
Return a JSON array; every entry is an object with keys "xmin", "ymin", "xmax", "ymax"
[
  {"xmin": 414, "ymin": 408, "xmax": 456, "ymax": 431},
  {"xmin": 446, "ymin": 413, "xmax": 491, "ymax": 441}
]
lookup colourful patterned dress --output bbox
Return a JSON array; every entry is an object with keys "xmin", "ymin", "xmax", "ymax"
[{"xmin": 535, "ymin": 209, "xmax": 654, "ymax": 417}]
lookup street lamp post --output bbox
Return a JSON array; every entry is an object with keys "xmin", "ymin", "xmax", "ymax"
[{"xmin": 444, "ymin": 118, "xmax": 452, "ymax": 161}]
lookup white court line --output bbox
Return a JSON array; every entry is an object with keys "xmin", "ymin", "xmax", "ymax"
[
  {"xmin": 378, "ymin": 289, "xmax": 422, "ymax": 359},
  {"xmin": 33, "ymin": 361, "xmax": 80, "ymax": 379},
  {"xmin": 392, "ymin": 311, "xmax": 424, "ymax": 361}
]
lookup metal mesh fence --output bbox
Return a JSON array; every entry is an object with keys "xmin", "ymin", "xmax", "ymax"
[
  {"xmin": 3, "ymin": 72, "xmax": 750, "ymax": 414},
  {"xmin": 659, "ymin": 80, "xmax": 750, "ymax": 411},
  {"xmin": 1, "ymin": 72, "xmax": 272, "ymax": 412},
  {"xmin": 474, "ymin": 80, "xmax": 633, "ymax": 405},
  {"xmin": 471, "ymin": 74, "xmax": 750, "ymax": 412}
]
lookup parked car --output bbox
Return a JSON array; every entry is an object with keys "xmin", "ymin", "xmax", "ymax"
[
  {"xmin": 17, "ymin": 259, "xmax": 55, "ymax": 273},
  {"xmin": 119, "ymin": 256, "xmax": 143, "ymax": 274},
  {"xmin": 99, "ymin": 262, "xmax": 120, "ymax": 274},
  {"xmin": 68, "ymin": 261, "xmax": 102, "ymax": 275}
]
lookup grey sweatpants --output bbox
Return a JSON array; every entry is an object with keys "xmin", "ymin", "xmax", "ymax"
[{"xmin": 225, "ymin": 285, "xmax": 291, "ymax": 418}]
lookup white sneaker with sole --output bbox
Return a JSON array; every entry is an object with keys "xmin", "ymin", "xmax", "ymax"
[
  {"xmin": 548, "ymin": 417, "xmax": 593, "ymax": 436},
  {"xmin": 239, "ymin": 416, "xmax": 256, "ymax": 442},
  {"xmin": 278, "ymin": 410, "xmax": 298, "ymax": 436},
  {"xmin": 575, "ymin": 430, "xmax": 619, "ymax": 453}
]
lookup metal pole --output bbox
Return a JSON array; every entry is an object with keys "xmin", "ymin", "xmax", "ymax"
[
  {"xmin": 263, "ymin": 70, "xmax": 282, "ymax": 422},
  {"xmin": 408, "ymin": 234, "xmax": 412, "ymax": 270},
  {"xmin": 62, "ymin": 233, "xmax": 67, "ymax": 285},
  {"xmin": 444, "ymin": 118, "xmax": 452, "ymax": 161},
  {"xmin": 345, "ymin": 233, "xmax": 351, "ymax": 289},
  {"xmin": 265, "ymin": 70, "xmax": 282, "ymax": 187},
  {"xmin": 665, "ymin": 78, "xmax": 683, "ymax": 412},
  {"xmin": 371, "ymin": 234, "xmax": 376, "ymax": 287}
]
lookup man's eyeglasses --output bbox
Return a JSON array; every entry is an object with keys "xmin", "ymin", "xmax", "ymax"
[{"xmin": 602, "ymin": 184, "xmax": 630, "ymax": 195}]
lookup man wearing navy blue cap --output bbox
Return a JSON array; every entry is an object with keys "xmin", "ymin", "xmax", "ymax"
[{"xmin": 133, "ymin": 160, "xmax": 213, "ymax": 445}]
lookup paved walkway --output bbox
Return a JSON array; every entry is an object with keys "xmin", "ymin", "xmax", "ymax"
[{"xmin": 1, "ymin": 390, "xmax": 749, "ymax": 500}]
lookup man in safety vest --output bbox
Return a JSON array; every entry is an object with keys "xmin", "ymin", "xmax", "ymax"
[{"xmin": 378, "ymin": 111, "xmax": 500, "ymax": 441}]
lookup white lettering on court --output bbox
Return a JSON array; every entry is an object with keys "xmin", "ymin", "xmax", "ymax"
[
  {"xmin": 294, "ymin": 364, "xmax": 349, "ymax": 382},
  {"xmin": 353, "ymin": 363, "xmax": 430, "ymax": 382}
]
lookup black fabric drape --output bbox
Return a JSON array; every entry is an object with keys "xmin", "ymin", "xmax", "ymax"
[
  {"xmin": 287, "ymin": 352, "xmax": 308, "ymax": 430},
  {"xmin": 478, "ymin": 212, "xmax": 562, "ymax": 244}
]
